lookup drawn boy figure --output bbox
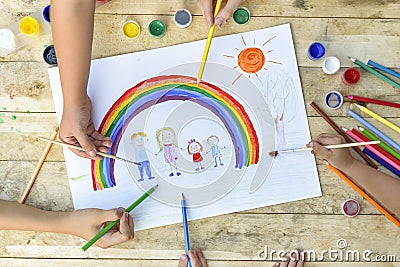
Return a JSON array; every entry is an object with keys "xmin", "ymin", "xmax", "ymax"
[
  {"xmin": 156, "ymin": 127, "xmax": 181, "ymax": 177},
  {"xmin": 207, "ymin": 135, "xmax": 224, "ymax": 167},
  {"xmin": 131, "ymin": 132, "xmax": 154, "ymax": 182},
  {"xmin": 187, "ymin": 139, "xmax": 204, "ymax": 171}
]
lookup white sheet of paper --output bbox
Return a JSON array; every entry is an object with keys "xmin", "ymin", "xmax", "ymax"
[{"xmin": 48, "ymin": 24, "xmax": 321, "ymax": 230}]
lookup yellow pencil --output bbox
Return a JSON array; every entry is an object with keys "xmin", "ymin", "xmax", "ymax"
[
  {"xmin": 197, "ymin": 0, "xmax": 224, "ymax": 83},
  {"xmin": 354, "ymin": 103, "xmax": 400, "ymax": 134}
]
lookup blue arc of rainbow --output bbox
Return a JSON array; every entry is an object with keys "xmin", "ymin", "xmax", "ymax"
[{"xmin": 91, "ymin": 75, "xmax": 259, "ymax": 190}]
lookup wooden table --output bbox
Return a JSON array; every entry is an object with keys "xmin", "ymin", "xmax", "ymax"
[{"xmin": 1, "ymin": 1, "xmax": 399, "ymax": 266}]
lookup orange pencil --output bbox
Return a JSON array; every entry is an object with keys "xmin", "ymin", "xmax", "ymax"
[
  {"xmin": 19, "ymin": 126, "xmax": 59, "ymax": 203},
  {"xmin": 324, "ymin": 160, "xmax": 400, "ymax": 227}
]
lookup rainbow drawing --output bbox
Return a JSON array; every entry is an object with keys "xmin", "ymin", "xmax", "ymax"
[{"xmin": 91, "ymin": 75, "xmax": 259, "ymax": 190}]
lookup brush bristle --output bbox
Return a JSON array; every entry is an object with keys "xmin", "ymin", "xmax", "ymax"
[{"xmin": 269, "ymin": 151, "xmax": 278, "ymax": 157}]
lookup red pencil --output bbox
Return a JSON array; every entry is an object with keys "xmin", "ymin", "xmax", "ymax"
[
  {"xmin": 346, "ymin": 95, "xmax": 400, "ymax": 109},
  {"xmin": 350, "ymin": 128, "xmax": 400, "ymax": 167}
]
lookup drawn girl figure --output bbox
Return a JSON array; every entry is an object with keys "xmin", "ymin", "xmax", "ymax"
[
  {"xmin": 130, "ymin": 132, "xmax": 154, "ymax": 182},
  {"xmin": 156, "ymin": 127, "xmax": 181, "ymax": 177},
  {"xmin": 207, "ymin": 135, "xmax": 224, "ymax": 167},
  {"xmin": 187, "ymin": 139, "xmax": 204, "ymax": 171}
]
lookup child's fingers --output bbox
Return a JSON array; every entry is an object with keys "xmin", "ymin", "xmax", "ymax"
[
  {"xmin": 197, "ymin": 0, "xmax": 215, "ymax": 27},
  {"xmin": 196, "ymin": 248, "xmax": 208, "ymax": 266},
  {"xmin": 315, "ymin": 134, "xmax": 345, "ymax": 145},
  {"xmin": 90, "ymin": 131, "xmax": 112, "ymax": 147},
  {"xmin": 178, "ymin": 254, "xmax": 188, "ymax": 267},
  {"xmin": 215, "ymin": 0, "xmax": 243, "ymax": 26},
  {"xmin": 74, "ymin": 131, "xmax": 98, "ymax": 158},
  {"xmin": 308, "ymin": 141, "xmax": 332, "ymax": 158},
  {"xmin": 188, "ymin": 249, "xmax": 200, "ymax": 266}
]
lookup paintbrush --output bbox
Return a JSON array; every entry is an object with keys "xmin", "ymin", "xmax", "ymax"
[
  {"xmin": 38, "ymin": 137, "xmax": 140, "ymax": 165},
  {"xmin": 269, "ymin": 141, "xmax": 380, "ymax": 157},
  {"xmin": 197, "ymin": 0, "xmax": 223, "ymax": 83}
]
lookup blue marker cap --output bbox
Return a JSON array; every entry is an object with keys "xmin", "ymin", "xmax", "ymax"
[
  {"xmin": 43, "ymin": 5, "xmax": 51, "ymax": 23},
  {"xmin": 308, "ymin": 42, "xmax": 325, "ymax": 60}
]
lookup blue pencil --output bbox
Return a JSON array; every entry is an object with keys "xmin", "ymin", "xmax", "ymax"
[
  {"xmin": 368, "ymin": 60, "xmax": 400, "ymax": 79},
  {"xmin": 348, "ymin": 109, "xmax": 400, "ymax": 153},
  {"xmin": 363, "ymin": 148, "xmax": 400, "ymax": 177},
  {"xmin": 181, "ymin": 193, "xmax": 192, "ymax": 267}
]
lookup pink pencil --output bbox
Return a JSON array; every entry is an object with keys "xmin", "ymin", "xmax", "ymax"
[{"xmin": 341, "ymin": 127, "xmax": 400, "ymax": 172}]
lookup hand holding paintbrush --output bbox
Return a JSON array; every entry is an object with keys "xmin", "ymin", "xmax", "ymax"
[{"xmin": 269, "ymin": 140, "xmax": 379, "ymax": 157}]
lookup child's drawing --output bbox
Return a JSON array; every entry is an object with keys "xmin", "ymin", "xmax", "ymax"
[
  {"xmin": 49, "ymin": 24, "xmax": 320, "ymax": 231},
  {"xmin": 130, "ymin": 132, "xmax": 155, "ymax": 182},
  {"xmin": 156, "ymin": 127, "xmax": 181, "ymax": 177},
  {"xmin": 187, "ymin": 139, "xmax": 204, "ymax": 171},
  {"xmin": 206, "ymin": 135, "xmax": 225, "ymax": 167}
]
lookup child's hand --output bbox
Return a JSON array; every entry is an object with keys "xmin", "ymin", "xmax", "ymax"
[
  {"xmin": 70, "ymin": 208, "xmax": 134, "ymax": 249},
  {"xmin": 60, "ymin": 96, "xmax": 112, "ymax": 160},
  {"xmin": 307, "ymin": 133, "xmax": 356, "ymax": 171},
  {"xmin": 197, "ymin": 0, "xmax": 244, "ymax": 27},
  {"xmin": 178, "ymin": 248, "xmax": 208, "ymax": 267}
]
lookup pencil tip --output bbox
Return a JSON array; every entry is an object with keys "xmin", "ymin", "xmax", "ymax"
[
  {"xmin": 154, "ymin": 184, "xmax": 159, "ymax": 189},
  {"xmin": 181, "ymin": 193, "xmax": 184, "ymax": 200}
]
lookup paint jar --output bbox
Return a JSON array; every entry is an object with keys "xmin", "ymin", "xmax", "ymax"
[
  {"xmin": 42, "ymin": 5, "xmax": 51, "ymax": 23},
  {"xmin": 174, "ymin": 9, "xmax": 192, "ymax": 28},
  {"xmin": 341, "ymin": 199, "xmax": 360, "ymax": 217},
  {"xmin": 0, "ymin": 28, "xmax": 17, "ymax": 57},
  {"xmin": 324, "ymin": 90, "xmax": 343, "ymax": 110},
  {"xmin": 233, "ymin": 7, "xmax": 251, "ymax": 25},
  {"xmin": 307, "ymin": 42, "xmax": 325, "ymax": 60},
  {"xmin": 19, "ymin": 16, "xmax": 41, "ymax": 36},
  {"xmin": 148, "ymin": 20, "xmax": 166, "ymax": 38},
  {"xmin": 43, "ymin": 45, "xmax": 57, "ymax": 66},
  {"xmin": 342, "ymin": 68, "xmax": 360, "ymax": 85},
  {"xmin": 322, "ymin": 56, "xmax": 340, "ymax": 74},
  {"xmin": 123, "ymin": 21, "xmax": 140, "ymax": 39}
]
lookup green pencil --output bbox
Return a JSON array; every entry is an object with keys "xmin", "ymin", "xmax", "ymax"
[
  {"xmin": 82, "ymin": 184, "xmax": 158, "ymax": 251},
  {"xmin": 358, "ymin": 126, "xmax": 400, "ymax": 160},
  {"xmin": 348, "ymin": 56, "xmax": 400, "ymax": 90}
]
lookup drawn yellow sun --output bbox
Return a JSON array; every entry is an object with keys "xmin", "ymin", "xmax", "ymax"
[{"xmin": 224, "ymin": 35, "xmax": 282, "ymax": 85}]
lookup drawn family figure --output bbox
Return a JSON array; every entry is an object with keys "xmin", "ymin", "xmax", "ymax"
[
  {"xmin": 187, "ymin": 139, "xmax": 204, "ymax": 171},
  {"xmin": 207, "ymin": 135, "xmax": 224, "ymax": 167},
  {"xmin": 130, "ymin": 132, "xmax": 155, "ymax": 182},
  {"xmin": 156, "ymin": 127, "xmax": 181, "ymax": 177}
]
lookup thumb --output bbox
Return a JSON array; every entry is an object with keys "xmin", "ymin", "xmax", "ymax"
[
  {"xmin": 101, "ymin": 207, "xmax": 125, "ymax": 222},
  {"xmin": 178, "ymin": 254, "xmax": 188, "ymax": 267},
  {"xmin": 215, "ymin": 0, "xmax": 243, "ymax": 26},
  {"xmin": 75, "ymin": 131, "xmax": 97, "ymax": 157},
  {"xmin": 309, "ymin": 141, "xmax": 331, "ymax": 159}
]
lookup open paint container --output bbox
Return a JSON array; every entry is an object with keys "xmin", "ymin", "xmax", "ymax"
[{"xmin": 324, "ymin": 90, "xmax": 343, "ymax": 110}]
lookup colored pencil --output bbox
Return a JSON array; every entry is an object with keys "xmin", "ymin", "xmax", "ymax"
[
  {"xmin": 342, "ymin": 127, "xmax": 400, "ymax": 172},
  {"xmin": 310, "ymin": 101, "xmax": 378, "ymax": 169},
  {"xmin": 324, "ymin": 160, "xmax": 400, "ymax": 226},
  {"xmin": 19, "ymin": 127, "xmax": 59, "ymax": 204},
  {"xmin": 197, "ymin": 0, "xmax": 223, "ymax": 83},
  {"xmin": 363, "ymin": 148, "xmax": 400, "ymax": 177},
  {"xmin": 367, "ymin": 60, "xmax": 400, "ymax": 79},
  {"xmin": 350, "ymin": 128, "xmax": 400, "ymax": 167},
  {"xmin": 353, "ymin": 104, "xmax": 400, "ymax": 134},
  {"xmin": 345, "ymin": 95, "xmax": 400, "ymax": 109},
  {"xmin": 82, "ymin": 185, "xmax": 158, "ymax": 251},
  {"xmin": 358, "ymin": 126, "xmax": 400, "ymax": 160},
  {"xmin": 38, "ymin": 137, "xmax": 140, "ymax": 165},
  {"xmin": 348, "ymin": 56, "xmax": 400, "ymax": 90},
  {"xmin": 348, "ymin": 109, "xmax": 400, "ymax": 152},
  {"xmin": 270, "ymin": 141, "xmax": 380, "ymax": 156},
  {"xmin": 181, "ymin": 193, "xmax": 192, "ymax": 267}
]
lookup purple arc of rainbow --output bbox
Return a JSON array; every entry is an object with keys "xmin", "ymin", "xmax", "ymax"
[{"xmin": 91, "ymin": 75, "xmax": 259, "ymax": 190}]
